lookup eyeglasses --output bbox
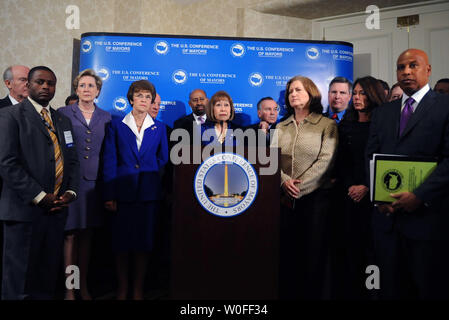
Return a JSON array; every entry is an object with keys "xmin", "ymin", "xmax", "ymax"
[{"xmin": 134, "ymin": 93, "xmax": 152, "ymax": 100}]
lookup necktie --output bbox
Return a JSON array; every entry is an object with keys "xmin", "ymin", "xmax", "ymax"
[
  {"xmin": 399, "ymin": 97, "xmax": 414, "ymax": 136},
  {"xmin": 41, "ymin": 108, "xmax": 64, "ymax": 195},
  {"xmin": 331, "ymin": 113, "xmax": 338, "ymax": 120},
  {"xmin": 199, "ymin": 116, "xmax": 205, "ymax": 124}
]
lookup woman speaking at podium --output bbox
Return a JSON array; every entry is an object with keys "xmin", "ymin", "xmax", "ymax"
[
  {"xmin": 273, "ymin": 76, "xmax": 338, "ymax": 299},
  {"xmin": 201, "ymin": 90, "xmax": 241, "ymax": 146},
  {"xmin": 103, "ymin": 80, "xmax": 168, "ymax": 299}
]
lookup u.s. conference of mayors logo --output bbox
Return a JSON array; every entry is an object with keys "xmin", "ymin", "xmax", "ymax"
[
  {"xmin": 113, "ymin": 97, "xmax": 128, "ymax": 112},
  {"xmin": 230, "ymin": 43, "xmax": 245, "ymax": 57},
  {"xmin": 306, "ymin": 47, "xmax": 320, "ymax": 60},
  {"xmin": 172, "ymin": 69, "xmax": 188, "ymax": 85},
  {"xmin": 95, "ymin": 67, "xmax": 110, "ymax": 81},
  {"xmin": 194, "ymin": 153, "xmax": 258, "ymax": 218},
  {"xmin": 248, "ymin": 72, "xmax": 264, "ymax": 87},
  {"xmin": 154, "ymin": 40, "xmax": 169, "ymax": 55},
  {"xmin": 81, "ymin": 40, "xmax": 92, "ymax": 53}
]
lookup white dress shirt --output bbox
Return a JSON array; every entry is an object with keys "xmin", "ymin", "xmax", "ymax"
[
  {"xmin": 193, "ymin": 113, "xmax": 206, "ymax": 125},
  {"xmin": 401, "ymin": 83, "xmax": 430, "ymax": 112},
  {"xmin": 8, "ymin": 94, "xmax": 19, "ymax": 105},
  {"xmin": 122, "ymin": 111, "xmax": 154, "ymax": 151}
]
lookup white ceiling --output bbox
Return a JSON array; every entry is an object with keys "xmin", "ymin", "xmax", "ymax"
[
  {"xmin": 172, "ymin": 0, "xmax": 441, "ymax": 19},
  {"xmin": 251, "ymin": 0, "xmax": 439, "ymax": 19}
]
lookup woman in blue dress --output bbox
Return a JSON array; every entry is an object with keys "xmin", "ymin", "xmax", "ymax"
[{"xmin": 103, "ymin": 80, "xmax": 168, "ymax": 300}]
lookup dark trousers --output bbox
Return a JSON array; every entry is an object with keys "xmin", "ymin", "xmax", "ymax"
[
  {"xmin": 2, "ymin": 212, "xmax": 67, "ymax": 300},
  {"xmin": 373, "ymin": 224, "xmax": 449, "ymax": 300},
  {"xmin": 280, "ymin": 188, "xmax": 331, "ymax": 300},
  {"xmin": 0, "ymin": 221, "xmax": 3, "ymax": 298},
  {"xmin": 336, "ymin": 196, "xmax": 376, "ymax": 300}
]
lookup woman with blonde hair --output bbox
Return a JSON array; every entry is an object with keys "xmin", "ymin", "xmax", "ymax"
[{"xmin": 58, "ymin": 69, "xmax": 111, "ymax": 300}]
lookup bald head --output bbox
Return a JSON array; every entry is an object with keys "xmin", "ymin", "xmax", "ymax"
[
  {"xmin": 396, "ymin": 49, "xmax": 431, "ymax": 96},
  {"xmin": 149, "ymin": 93, "xmax": 161, "ymax": 119},
  {"xmin": 188, "ymin": 89, "xmax": 208, "ymax": 116},
  {"xmin": 3, "ymin": 65, "xmax": 30, "ymax": 102}
]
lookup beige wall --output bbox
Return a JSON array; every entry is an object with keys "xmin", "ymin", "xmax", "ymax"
[{"xmin": 0, "ymin": 0, "xmax": 311, "ymax": 107}]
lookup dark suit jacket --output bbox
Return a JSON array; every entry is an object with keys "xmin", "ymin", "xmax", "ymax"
[
  {"xmin": 245, "ymin": 122, "xmax": 277, "ymax": 146},
  {"xmin": 0, "ymin": 99, "xmax": 80, "ymax": 222},
  {"xmin": 173, "ymin": 113, "xmax": 201, "ymax": 145},
  {"xmin": 103, "ymin": 117, "xmax": 169, "ymax": 202},
  {"xmin": 201, "ymin": 120, "xmax": 242, "ymax": 146},
  {"xmin": 0, "ymin": 96, "xmax": 12, "ymax": 108},
  {"xmin": 173, "ymin": 113, "xmax": 195, "ymax": 132},
  {"xmin": 366, "ymin": 90, "xmax": 449, "ymax": 240}
]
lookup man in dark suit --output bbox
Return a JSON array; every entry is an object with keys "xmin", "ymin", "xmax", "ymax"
[
  {"xmin": 0, "ymin": 65, "xmax": 29, "ymax": 297},
  {"xmin": 366, "ymin": 49, "xmax": 449, "ymax": 299},
  {"xmin": 0, "ymin": 65, "xmax": 30, "ymax": 108},
  {"xmin": 246, "ymin": 96, "xmax": 279, "ymax": 146},
  {"xmin": 173, "ymin": 89, "xmax": 208, "ymax": 142},
  {"xmin": 0, "ymin": 66, "xmax": 79, "ymax": 300},
  {"xmin": 323, "ymin": 76, "xmax": 352, "ymax": 123}
]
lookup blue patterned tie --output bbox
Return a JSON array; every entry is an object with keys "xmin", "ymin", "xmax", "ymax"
[{"xmin": 399, "ymin": 97, "xmax": 414, "ymax": 136}]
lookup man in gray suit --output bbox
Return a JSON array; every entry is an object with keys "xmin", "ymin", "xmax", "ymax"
[
  {"xmin": 0, "ymin": 66, "xmax": 79, "ymax": 299},
  {"xmin": 0, "ymin": 65, "xmax": 30, "ymax": 295}
]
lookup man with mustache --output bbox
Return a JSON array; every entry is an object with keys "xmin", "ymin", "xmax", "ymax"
[
  {"xmin": 173, "ymin": 89, "xmax": 208, "ymax": 144},
  {"xmin": 366, "ymin": 49, "xmax": 449, "ymax": 299},
  {"xmin": 0, "ymin": 66, "xmax": 79, "ymax": 299}
]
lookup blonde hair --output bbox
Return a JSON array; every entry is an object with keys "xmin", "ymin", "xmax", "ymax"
[{"xmin": 73, "ymin": 69, "xmax": 102, "ymax": 97}]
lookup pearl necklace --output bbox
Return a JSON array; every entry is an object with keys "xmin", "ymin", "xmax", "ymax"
[{"xmin": 79, "ymin": 106, "xmax": 95, "ymax": 114}]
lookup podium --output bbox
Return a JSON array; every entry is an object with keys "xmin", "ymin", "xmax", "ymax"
[{"xmin": 170, "ymin": 147, "xmax": 280, "ymax": 299}]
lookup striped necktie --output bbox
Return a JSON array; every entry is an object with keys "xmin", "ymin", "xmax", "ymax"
[{"xmin": 41, "ymin": 108, "xmax": 64, "ymax": 195}]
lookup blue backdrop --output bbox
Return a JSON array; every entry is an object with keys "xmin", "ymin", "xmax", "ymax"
[{"xmin": 80, "ymin": 33, "xmax": 353, "ymax": 127}]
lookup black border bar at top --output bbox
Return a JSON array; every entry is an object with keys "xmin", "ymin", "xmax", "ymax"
[{"xmin": 80, "ymin": 32, "xmax": 353, "ymax": 48}]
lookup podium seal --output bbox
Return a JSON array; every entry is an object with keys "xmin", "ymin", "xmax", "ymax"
[{"xmin": 194, "ymin": 153, "xmax": 258, "ymax": 217}]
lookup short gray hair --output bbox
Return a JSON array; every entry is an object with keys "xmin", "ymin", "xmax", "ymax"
[{"xmin": 3, "ymin": 66, "xmax": 13, "ymax": 82}]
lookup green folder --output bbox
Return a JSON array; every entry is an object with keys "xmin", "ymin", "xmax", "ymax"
[{"xmin": 372, "ymin": 154, "xmax": 437, "ymax": 203}]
